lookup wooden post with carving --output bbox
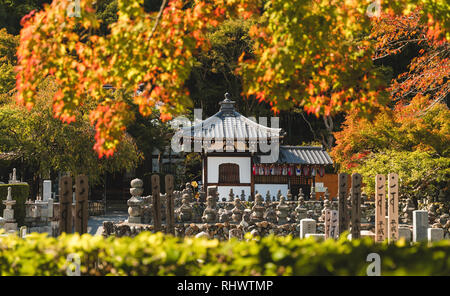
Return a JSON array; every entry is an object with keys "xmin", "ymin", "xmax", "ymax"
[
  {"xmin": 324, "ymin": 209, "xmax": 331, "ymax": 239},
  {"xmin": 59, "ymin": 176, "xmax": 73, "ymax": 234},
  {"xmin": 388, "ymin": 173, "xmax": 399, "ymax": 243},
  {"xmin": 337, "ymin": 173, "xmax": 348, "ymax": 235},
  {"xmin": 330, "ymin": 210, "xmax": 339, "ymax": 239},
  {"xmin": 151, "ymin": 174, "xmax": 162, "ymax": 232},
  {"xmin": 165, "ymin": 175, "xmax": 175, "ymax": 235},
  {"xmin": 75, "ymin": 175, "xmax": 89, "ymax": 234},
  {"xmin": 375, "ymin": 174, "xmax": 386, "ymax": 243},
  {"xmin": 351, "ymin": 173, "xmax": 362, "ymax": 239}
]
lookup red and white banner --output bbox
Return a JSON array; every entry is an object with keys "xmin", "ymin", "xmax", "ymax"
[
  {"xmin": 318, "ymin": 166, "xmax": 325, "ymax": 177},
  {"xmin": 302, "ymin": 165, "xmax": 310, "ymax": 176}
]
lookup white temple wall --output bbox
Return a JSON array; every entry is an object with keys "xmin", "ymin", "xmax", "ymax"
[
  {"xmin": 217, "ymin": 186, "xmax": 251, "ymax": 201},
  {"xmin": 207, "ymin": 156, "xmax": 251, "ymax": 184},
  {"xmin": 255, "ymin": 184, "xmax": 289, "ymax": 199}
]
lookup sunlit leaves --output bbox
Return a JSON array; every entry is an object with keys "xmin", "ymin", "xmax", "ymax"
[
  {"xmin": 371, "ymin": 9, "xmax": 449, "ymax": 108},
  {"xmin": 15, "ymin": 0, "xmax": 239, "ymax": 157},
  {"xmin": 0, "ymin": 28, "xmax": 18, "ymax": 94},
  {"xmin": 356, "ymin": 149, "xmax": 450, "ymax": 198},
  {"xmin": 331, "ymin": 95, "xmax": 450, "ymax": 197},
  {"xmin": 14, "ymin": 0, "xmax": 448, "ymax": 157},
  {"xmin": 239, "ymin": 0, "xmax": 389, "ymax": 117},
  {"xmin": 332, "ymin": 95, "xmax": 450, "ymax": 165}
]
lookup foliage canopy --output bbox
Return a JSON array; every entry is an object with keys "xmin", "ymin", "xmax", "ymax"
[{"xmin": 14, "ymin": 0, "xmax": 449, "ymax": 157}]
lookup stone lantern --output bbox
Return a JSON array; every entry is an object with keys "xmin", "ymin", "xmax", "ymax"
[
  {"xmin": 127, "ymin": 179, "xmax": 144, "ymax": 224},
  {"xmin": 2, "ymin": 187, "xmax": 18, "ymax": 232}
]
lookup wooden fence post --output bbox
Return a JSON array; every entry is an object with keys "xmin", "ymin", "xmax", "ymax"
[
  {"xmin": 325, "ymin": 209, "xmax": 331, "ymax": 239},
  {"xmin": 351, "ymin": 173, "xmax": 362, "ymax": 239},
  {"xmin": 388, "ymin": 173, "xmax": 399, "ymax": 243},
  {"xmin": 75, "ymin": 175, "xmax": 89, "ymax": 234},
  {"xmin": 165, "ymin": 175, "xmax": 175, "ymax": 235},
  {"xmin": 59, "ymin": 176, "xmax": 72, "ymax": 234},
  {"xmin": 338, "ymin": 173, "xmax": 348, "ymax": 235},
  {"xmin": 330, "ymin": 210, "xmax": 339, "ymax": 239},
  {"xmin": 151, "ymin": 174, "xmax": 161, "ymax": 232},
  {"xmin": 375, "ymin": 174, "xmax": 386, "ymax": 242}
]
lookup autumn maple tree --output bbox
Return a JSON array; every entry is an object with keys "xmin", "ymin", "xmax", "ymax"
[
  {"xmin": 371, "ymin": 8, "xmax": 449, "ymax": 109},
  {"xmin": 332, "ymin": 7, "xmax": 449, "ymax": 168},
  {"xmin": 331, "ymin": 7, "xmax": 449, "ymax": 197},
  {"xmin": 331, "ymin": 95, "xmax": 449, "ymax": 198},
  {"xmin": 14, "ymin": 0, "xmax": 449, "ymax": 157},
  {"xmin": 15, "ymin": 0, "xmax": 241, "ymax": 157}
]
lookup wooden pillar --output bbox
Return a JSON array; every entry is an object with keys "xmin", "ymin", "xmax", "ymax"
[
  {"xmin": 324, "ymin": 209, "xmax": 331, "ymax": 239},
  {"xmin": 75, "ymin": 175, "xmax": 88, "ymax": 234},
  {"xmin": 351, "ymin": 173, "xmax": 362, "ymax": 239},
  {"xmin": 151, "ymin": 174, "xmax": 161, "ymax": 232},
  {"xmin": 337, "ymin": 173, "xmax": 348, "ymax": 235},
  {"xmin": 375, "ymin": 174, "xmax": 386, "ymax": 243},
  {"xmin": 330, "ymin": 210, "xmax": 338, "ymax": 239},
  {"xmin": 388, "ymin": 173, "xmax": 399, "ymax": 243},
  {"xmin": 59, "ymin": 176, "xmax": 72, "ymax": 234},
  {"xmin": 165, "ymin": 175, "xmax": 175, "ymax": 235}
]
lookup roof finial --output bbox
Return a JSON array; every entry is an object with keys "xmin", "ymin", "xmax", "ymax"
[{"xmin": 219, "ymin": 92, "xmax": 236, "ymax": 112}]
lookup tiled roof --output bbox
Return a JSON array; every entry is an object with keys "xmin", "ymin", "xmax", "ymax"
[
  {"xmin": 177, "ymin": 94, "xmax": 282, "ymax": 143},
  {"xmin": 278, "ymin": 146, "xmax": 333, "ymax": 165}
]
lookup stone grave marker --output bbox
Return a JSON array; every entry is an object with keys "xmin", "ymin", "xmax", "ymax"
[
  {"xmin": 375, "ymin": 174, "xmax": 386, "ymax": 243},
  {"xmin": 165, "ymin": 175, "xmax": 175, "ymax": 235},
  {"xmin": 47, "ymin": 197, "xmax": 54, "ymax": 219},
  {"xmin": 428, "ymin": 228, "xmax": 444, "ymax": 242},
  {"xmin": 351, "ymin": 173, "xmax": 362, "ymax": 239},
  {"xmin": 19, "ymin": 226, "xmax": 27, "ymax": 238},
  {"xmin": 398, "ymin": 226, "xmax": 412, "ymax": 242},
  {"xmin": 43, "ymin": 180, "xmax": 51, "ymax": 202},
  {"xmin": 151, "ymin": 174, "xmax": 162, "ymax": 232},
  {"xmin": 59, "ymin": 176, "xmax": 73, "ymax": 234},
  {"xmin": 387, "ymin": 173, "xmax": 399, "ymax": 243},
  {"xmin": 300, "ymin": 218, "xmax": 316, "ymax": 238},
  {"xmin": 413, "ymin": 210, "xmax": 428, "ymax": 242},
  {"xmin": 75, "ymin": 175, "xmax": 89, "ymax": 234},
  {"xmin": 338, "ymin": 173, "xmax": 348, "ymax": 235}
]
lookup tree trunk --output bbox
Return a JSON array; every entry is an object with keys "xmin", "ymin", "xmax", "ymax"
[{"xmin": 322, "ymin": 115, "xmax": 334, "ymax": 150}]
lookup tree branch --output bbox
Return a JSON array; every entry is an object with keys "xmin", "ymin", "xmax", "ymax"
[
  {"xmin": 299, "ymin": 111, "xmax": 318, "ymax": 141},
  {"xmin": 147, "ymin": 0, "xmax": 168, "ymax": 41}
]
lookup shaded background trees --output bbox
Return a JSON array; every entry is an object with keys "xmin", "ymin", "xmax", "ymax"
[{"xmin": 0, "ymin": 78, "xmax": 141, "ymax": 198}]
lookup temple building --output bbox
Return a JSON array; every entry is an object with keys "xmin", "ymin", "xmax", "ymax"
[{"xmin": 175, "ymin": 94, "xmax": 333, "ymax": 200}]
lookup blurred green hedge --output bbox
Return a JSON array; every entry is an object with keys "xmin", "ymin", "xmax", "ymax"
[
  {"xmin": 0, "ymin": 183, "xmax": 29, "ymax": 226},
  {"xmin": 0, "ymin": 231, "xmax": 448, "ymax": 276}
]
